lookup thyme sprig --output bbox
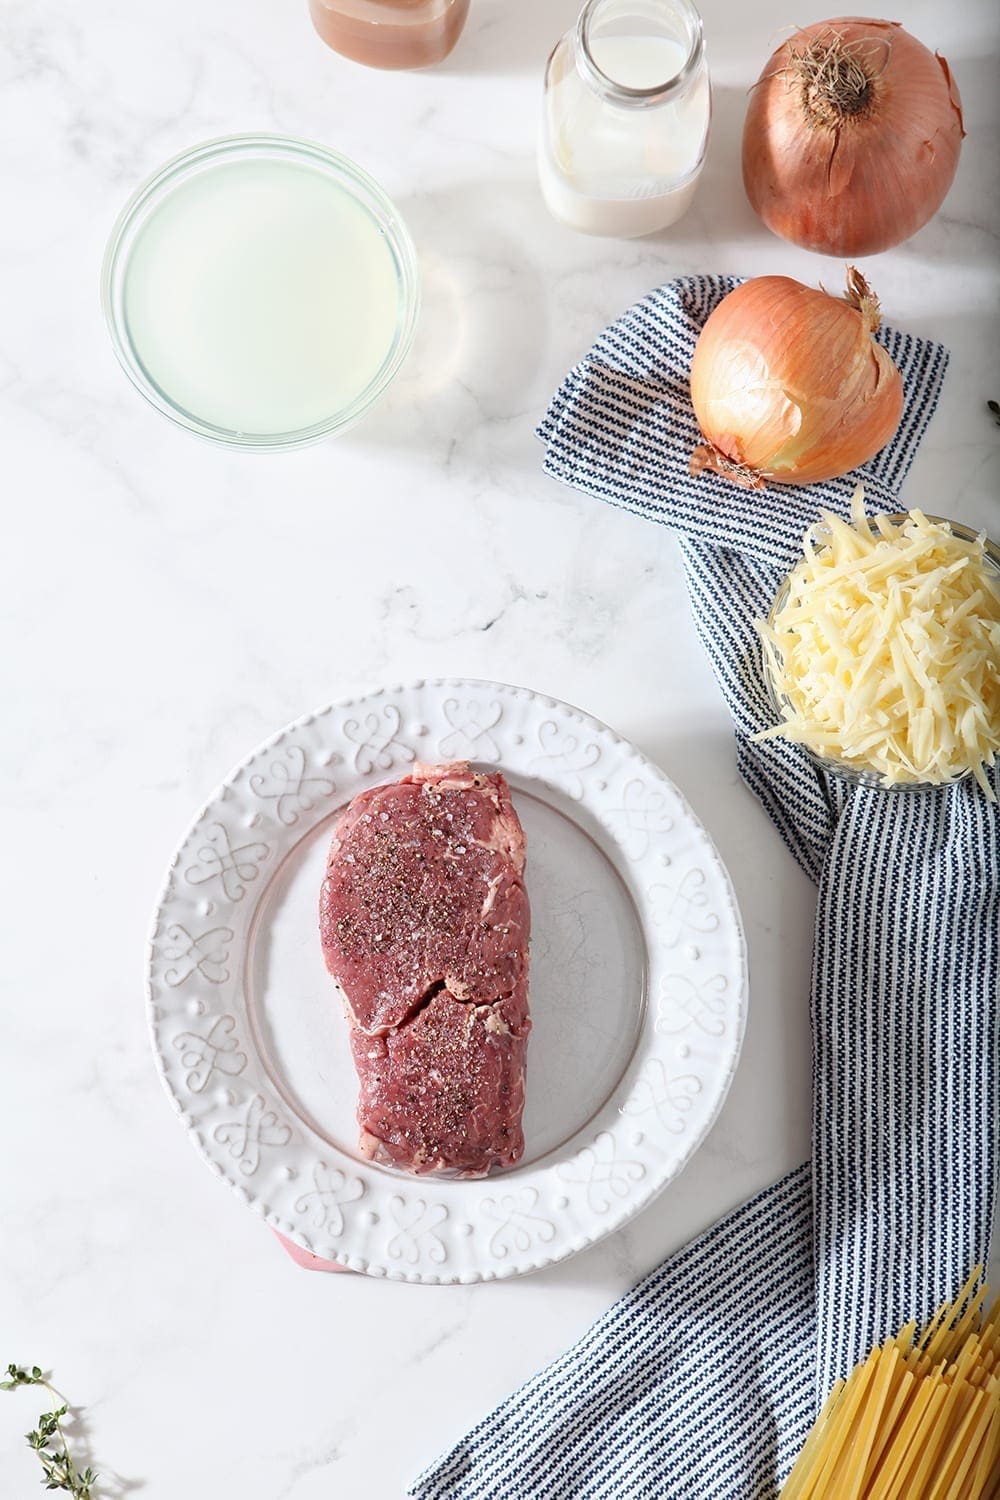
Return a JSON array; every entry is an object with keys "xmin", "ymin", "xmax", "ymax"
[{"xmin": 2, "ymin": 1364, "xmax": 97, "ymax": 1497}]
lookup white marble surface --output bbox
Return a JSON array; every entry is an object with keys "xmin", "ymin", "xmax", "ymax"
[{"xmin": 1, "ymin": 0, "xmax": 997, "ymax": 1495}]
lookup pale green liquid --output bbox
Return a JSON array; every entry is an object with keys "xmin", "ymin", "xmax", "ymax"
[{"xmin": 123, "ymin": 158, "xmax": 402, "ymax": 436}]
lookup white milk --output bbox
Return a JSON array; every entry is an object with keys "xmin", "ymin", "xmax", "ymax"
[
  {"xmin": 591, "ymin": 32, "xmax": 688, "ymax": 90},
  {"xmin": 123, "ymin": 158, "xmax": 402, "ymax": 435},
  {"xmin": 540, "ymin": 32, "xmax": 710, "ymax": 238}
]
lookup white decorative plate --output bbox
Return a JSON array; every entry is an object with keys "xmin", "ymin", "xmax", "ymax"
[{"xmin": 147, "ymin": 680, "xmax": 747, "ymax": 1283}]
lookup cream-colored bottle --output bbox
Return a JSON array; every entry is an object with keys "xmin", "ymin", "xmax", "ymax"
[
  {"xmin": 540, "ymin": 0, "xmax": 711, "ymax": 237},
  {"xmin": 309, "ymin": 0, "xmax": 470, "ymax": 69}
]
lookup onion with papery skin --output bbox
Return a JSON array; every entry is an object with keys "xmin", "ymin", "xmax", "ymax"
[
  {"xmin": 743, "ymin": 18, "xmax": 965, "ymax": 258},
  {"xmin": 689, "ymin": 268, "xmax": 903, "ymax": 491}
]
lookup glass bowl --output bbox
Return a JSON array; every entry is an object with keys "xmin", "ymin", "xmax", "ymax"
[
  {"xmin": 762, "ymin": 514, "xmax": 1000, "ymax": 792},
  {"xmin": 101, "ymin": 135, "xmax": 420, "ymax": 451}
]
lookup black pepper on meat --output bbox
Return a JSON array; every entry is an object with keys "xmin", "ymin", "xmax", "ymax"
[{"xmin": 319, "ymin": 761, "xmax": 531, "ymax": 1177}]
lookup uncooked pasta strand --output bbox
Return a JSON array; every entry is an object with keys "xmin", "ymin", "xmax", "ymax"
[{"xmin": 783, "ymin": 1270, "xmax": 1000, "ymax": 1500}]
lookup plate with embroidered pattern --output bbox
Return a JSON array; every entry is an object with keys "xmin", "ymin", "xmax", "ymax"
[{"xmin": 146, "ymin": 679, "xmax": 746, "ymax": 1282}]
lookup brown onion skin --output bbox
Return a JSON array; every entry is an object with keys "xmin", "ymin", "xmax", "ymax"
[
  {"xmin": 689, "ymin": 275, "xmax": 904, "ymax": 487},
  {"xmin": 743, "ymin": 18, "xmax": 965, "ymax": 257}
]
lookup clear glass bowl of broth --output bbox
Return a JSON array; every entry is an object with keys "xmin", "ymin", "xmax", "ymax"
[{"xmin": 101, "ymin": 135, "xmax": 420, "ymax": 450}]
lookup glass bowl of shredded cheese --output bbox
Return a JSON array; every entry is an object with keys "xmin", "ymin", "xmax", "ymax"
[{"xmin": 757, "ymin": 493, "xmax": 1000, "ymax": 797}]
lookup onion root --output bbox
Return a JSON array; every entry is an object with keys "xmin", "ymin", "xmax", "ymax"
[
  {"xmin": 689, "ymin": 444, "xmax": 766, "ymax": 491},
  {"xmin": 786, "ymin": 28, "xmax": 891, "ymax": 129}
]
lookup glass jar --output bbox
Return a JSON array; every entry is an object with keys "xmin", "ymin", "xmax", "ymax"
[
  {"xmin": 539, "ymin": 0, "xmax": 711, "ymax": 237},
  {"xmin": 309, "ymin": 0, "xmax": 470, "ymax": 70}
]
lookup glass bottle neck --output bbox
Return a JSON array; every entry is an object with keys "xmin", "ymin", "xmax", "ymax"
[{"xmin": 574, "ymin": 0, "xmax": 704, "ymax": 106}]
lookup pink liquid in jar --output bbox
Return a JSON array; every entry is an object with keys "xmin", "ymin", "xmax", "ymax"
[{"xmin": 309, "ymin": 0, "xmax": 470, "ymax": 70}]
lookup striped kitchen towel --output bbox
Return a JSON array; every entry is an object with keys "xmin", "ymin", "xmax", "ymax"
[{"xmin": 409, "ymin": 277, "xmax": 1000, "ymax": 1499}]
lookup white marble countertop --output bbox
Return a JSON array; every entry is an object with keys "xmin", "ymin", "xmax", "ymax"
[{"xmin": 2, "ymin": 0, "xmax": 997, "ymax": 1495}]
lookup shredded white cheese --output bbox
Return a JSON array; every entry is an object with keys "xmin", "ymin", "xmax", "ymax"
[{"xmin": 756, "ymin": 489, "xmax": 1000, "ymax": 796}]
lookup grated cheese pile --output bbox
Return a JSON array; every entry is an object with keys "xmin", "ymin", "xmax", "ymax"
[{"xmin": 756, "ymin": 490, "xmax": 1000, "ymax": 796}]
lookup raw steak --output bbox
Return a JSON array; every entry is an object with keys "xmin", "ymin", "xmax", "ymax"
[{"xmin": 319, "ymin": 761, "xmax": 530, "ymax": 1177}]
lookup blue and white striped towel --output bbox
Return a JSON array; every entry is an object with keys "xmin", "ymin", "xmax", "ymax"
[{"xmin": 410, "ymin": 277, "xmax": 1000, "ymax": 1500}]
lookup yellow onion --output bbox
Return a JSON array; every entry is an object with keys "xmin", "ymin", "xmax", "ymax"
[
  {"xmin": 743, "ymin": 18, "xmax": 965, "ymax": 257},
  {"xmin": 689, "ymin": 269, "xmax": 903, "ymax": 491}
]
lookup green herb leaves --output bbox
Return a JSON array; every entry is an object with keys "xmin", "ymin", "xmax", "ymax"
[
  {"xmin": 1, "ymin": 1363, "xmax": 44, "ymax": 1390},
  {"xmin": 3, "ymin": 1364, "xmax": 97, "ymax": 1497}
]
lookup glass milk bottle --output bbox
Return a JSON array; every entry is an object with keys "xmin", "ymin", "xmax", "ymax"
[
  {"xmin": 309, "ymin": 0, "xmax": 470, "ymax": 70},
  {"xmin": 539, "ymin": 0, "xmax": 711, "ymax": 237}
]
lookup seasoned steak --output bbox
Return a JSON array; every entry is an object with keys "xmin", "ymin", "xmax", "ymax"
[{"xmin": 319, "ymin": 761, "xmax": 530, "ymax": 1177}]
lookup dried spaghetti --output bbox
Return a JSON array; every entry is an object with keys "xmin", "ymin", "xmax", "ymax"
[{"xmin": 783, "ymin": 1269, "xmax": 1000, "ymax": 1499}]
